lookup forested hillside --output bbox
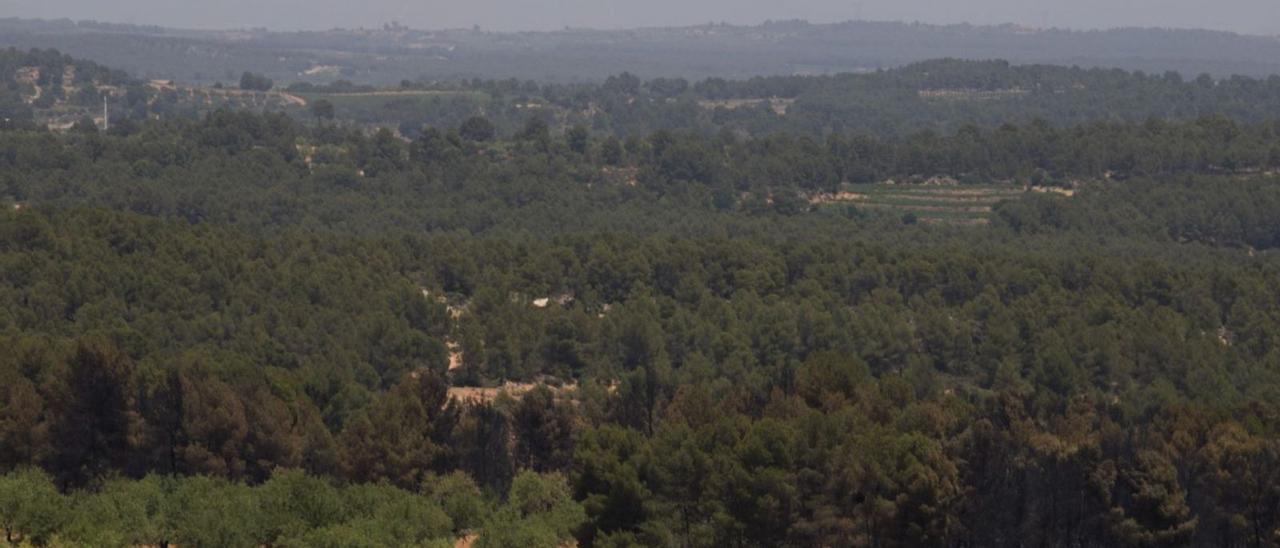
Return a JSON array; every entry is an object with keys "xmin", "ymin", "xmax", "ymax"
[
  {"xmin": 295, "ymin": 59, "xmax": 1280, "ymax": 139},
  {"xmin": 0, "ymin": 48, "xmax": 131, "ymax": 129},
  {"xmin": 16, "ymin": 44, "xmax": 1280, "ymax": 144},
  {"xmin": 2, "ymin": 52, "xmax": 1280, "ymax": 547}
]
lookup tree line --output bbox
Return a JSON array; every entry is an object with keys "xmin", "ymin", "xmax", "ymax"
[
  {"xmin": 0, "ymin": 466, "xmax": 582, "ymax": 547},
  {"xmin": 3, "ymin": 203, "xmax": 1280, "ymax": 545},
  {"xmin": 0, "ymin": 97, "xmax": 1278, "ymax": 545},
  {"xmin": 4, "ymin": 110, "xmax": 1280, "ymax": 245},
  {"xmin": 309, "ymin": 59, "xmax": 1280, "ymax": 139},
  {"xmin": 19, "ymin": 47, "xmax": 1280, "ymax": 142}
]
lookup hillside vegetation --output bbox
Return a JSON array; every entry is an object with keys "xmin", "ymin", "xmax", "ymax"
[{"xmin": 1, "ymin": 52, "xmax": 1280, "ymax": 547}]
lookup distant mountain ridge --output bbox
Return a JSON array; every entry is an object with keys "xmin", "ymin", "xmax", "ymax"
[{"xmin": 3, "ymin": 17, "xmax": 1280, "ymax": 85}]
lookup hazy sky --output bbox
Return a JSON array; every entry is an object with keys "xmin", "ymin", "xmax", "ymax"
[{"xmin": 8, "ymin": 0, "xmax": 1280, "ymax": 35}]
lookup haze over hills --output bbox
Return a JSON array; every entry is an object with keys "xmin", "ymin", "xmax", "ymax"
[
  {"xmin": 8, "ymin": 0, "xmax": 1280, "ymax": 35},
  {"xmin": 4, "ymin": 17, "xmax": 1280, "ymax": 85},
  {"xmin": 13, "ymin": 47, "xmax": 1280, "ymax": 141}
]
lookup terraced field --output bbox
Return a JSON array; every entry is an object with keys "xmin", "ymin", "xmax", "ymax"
[{"xmin": 812, "ymin": 184, "xmax": 1028, "ymax": 225}]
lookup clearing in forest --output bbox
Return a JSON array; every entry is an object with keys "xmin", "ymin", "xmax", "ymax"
[
  {"xmin": 696, "ymin": 97, "xmax": 795, "ymax": 115},
  {"xmin": 812, "ymin": 183, "xmax": 1030, "ymax": 225},
  {"xmin": 148, "ymin": 80, "xmax": 309, "ymax": 107}
]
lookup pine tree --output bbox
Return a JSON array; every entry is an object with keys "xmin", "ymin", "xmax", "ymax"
[{"xmin": 48, "ymin": 338, "xmax": 140, "ymax": 488}]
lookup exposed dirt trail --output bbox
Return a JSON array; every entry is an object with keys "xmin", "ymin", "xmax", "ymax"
[{"xmin": 149, "ymin": 80, "xmax": 308, "ymax": 107}]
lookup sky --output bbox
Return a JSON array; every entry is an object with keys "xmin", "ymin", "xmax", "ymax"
[{"xmin": 7, "ymin": 0, "xmax": 1280, "ymax": 35}]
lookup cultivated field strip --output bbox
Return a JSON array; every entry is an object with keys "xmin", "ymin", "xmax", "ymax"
[{"xmin": 817, "ymin": 184, "xmax": 1027, "ymax": 225}]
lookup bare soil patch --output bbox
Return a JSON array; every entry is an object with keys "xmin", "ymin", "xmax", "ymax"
[{"xmin": 447, "ymin": 381, "xmax": 577, "ymax": 405}]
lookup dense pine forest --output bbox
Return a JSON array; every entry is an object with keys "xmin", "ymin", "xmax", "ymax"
[{"xmin": 2, "ymin": 49, "xmax": 1280, "ymax": 547}]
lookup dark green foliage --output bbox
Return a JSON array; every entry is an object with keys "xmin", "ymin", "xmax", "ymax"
[
  {"xmin": 311, "ymin": 99, "xmax": 336, "ymax": 122},
  {"xmin": 0, "ymin": 468, "xmax": 65, "ymax": 545},
  {"xmin": 2, "ymin": 60, "xmax": 1280, "ymax": 547},
  {"xmin": 476, "ymin": 472, "xmax": 585, "ymax": 548},
  {"xmin": 48, "ymin": 339, "xmax": 139, "ymax": 489},
  {"xmin": 239, "ymin": 71, "xmax": 274, "ymax": 92},
  {"xmin": 459, "ymin": 116, "xmax": 496, "ymax": 142},
  {"xmin": 424, "ymin": 471, "xmax": 488, "ymax": 533}
]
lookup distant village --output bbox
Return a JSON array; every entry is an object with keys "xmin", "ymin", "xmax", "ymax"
[{"xmin": 10, "ymin": 63, "xmax": 303, "ymax": 131}]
